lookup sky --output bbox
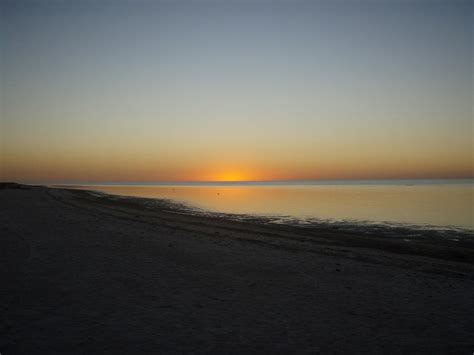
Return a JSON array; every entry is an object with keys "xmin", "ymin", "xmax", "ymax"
[{"xmin": 1, "ymin": 0, "xmax": 473, "ymax": 183}]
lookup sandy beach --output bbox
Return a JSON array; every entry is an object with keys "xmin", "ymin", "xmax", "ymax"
[{"xmin": 1, "ymin": 184, "xmax": 473, "ymax": 353}]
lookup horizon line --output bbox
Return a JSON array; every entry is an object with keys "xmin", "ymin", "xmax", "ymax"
[{"xmin": 11, "ymin": 177, "xmax": 474, "ymax": 186}]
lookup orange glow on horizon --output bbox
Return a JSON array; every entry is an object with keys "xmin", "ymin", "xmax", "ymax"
[
  {"xmin": 204, "ymin": 167, "xmax": 258, "ymax": 182},
  {"xmin": 213, "ymin": 171, "xmax": 248, "ymax": 182},
  {"xmin": 2, "ymin": 152, "xmax": 473, "ymax": 183}
]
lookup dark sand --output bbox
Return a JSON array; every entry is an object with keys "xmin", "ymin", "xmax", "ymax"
[{"xmin": 1, "ymin": 184, "xmax": 473, "ymax": 354}]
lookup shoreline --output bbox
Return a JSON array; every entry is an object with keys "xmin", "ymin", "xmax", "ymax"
[
  {"xmin": 1, "ymin": 183, "xmax": 474, "ymax": 353},
  {"xmin": 54, "ymin": 183, "xmax": 474, "ymax": 238},
  {"xmin": 52, "ymin": 185, "xmax": 474, "ymax": 265}
]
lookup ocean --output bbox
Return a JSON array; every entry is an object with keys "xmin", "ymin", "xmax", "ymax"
[{"xmin": 61, "ymin": 179, "xmax": 473, "ymax": 231}]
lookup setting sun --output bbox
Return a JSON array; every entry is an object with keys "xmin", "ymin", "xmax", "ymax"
[{"xmin": 213, "ymin": 170, "xmax": 250, "ymax": 182}]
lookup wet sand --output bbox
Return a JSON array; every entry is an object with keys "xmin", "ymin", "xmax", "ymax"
[{"xmin": 1, "ymin": 184, "xmax": 473, "ymax": 353}]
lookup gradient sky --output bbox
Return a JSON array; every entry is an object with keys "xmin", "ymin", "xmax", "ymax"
[{"xmin": 1, "ymin": 0, "xmax": 473, "ymax": 182}]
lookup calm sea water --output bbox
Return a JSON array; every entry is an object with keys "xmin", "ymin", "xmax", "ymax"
[{"xmin": 66, "ymin": 180, "xmax": 473, "ymax": 230}]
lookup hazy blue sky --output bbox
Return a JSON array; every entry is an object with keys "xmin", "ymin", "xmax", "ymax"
[{"xmin": 1, "ymin": 0, "xmax": 472, "ymax": 182}]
